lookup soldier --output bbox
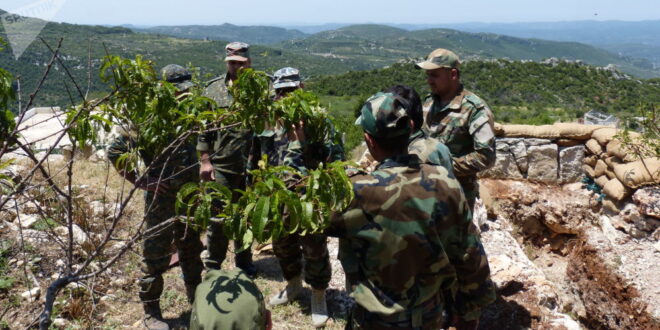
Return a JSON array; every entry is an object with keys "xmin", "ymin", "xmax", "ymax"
[
  {"xmin": 197, "ymin": 42, "xmax": 256, "ymax": 275},
  {"xmin": 189, "ymin": 268, "xmax": 272, "ymax": 330},
  {"xmin": 416, "ymin": 49, "xmax": 496, "ymax": 210},
  {"xmin": 358, "ymin": 85, "xmax": 454, "ymax": 174},
  {"xmin": 253, "ymin": 67, "xmax": 341, "ymax": 328},
  {"xmin": 108, "ymin": 64, "xmax": 204, "ymax": 330},
  {"xmin": 290, "ymin": 92, "xmax": 495, "ymax": 329}
]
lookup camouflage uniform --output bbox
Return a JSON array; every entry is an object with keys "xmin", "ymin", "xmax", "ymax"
[
  {"xmin": 324, "ymin": 92, "xmax": 495, "ymax": 328},
  {"xmin": 190, "ymin": 269, "xmax": 268, "ymax": 330},
  {"xmin": 107, "ymin": 135, "xmax": 204, "ymax": 305},
  {"xmin": 358, "ymin": 129, "xmax": 455, "ymax": 176},
  {"xmin": 198, "ymin": 73, "xmax": 254, "ymax": 270},
  {"xmin": 251, "ymin": 121, "xmax": 343, "ymax": 290},
  {"xmin": 422, "ymin": 87, "xmax": 496, "ymax": 209}
]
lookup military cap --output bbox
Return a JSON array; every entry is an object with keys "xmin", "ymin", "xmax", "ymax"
[
  {"xmin": 190, "ymin": 269, "xmax": 268, "ymax": 330},
  {"xmin": 355, "ymin": 92, "xmax": 410, "ymax": 138},
  {"xmin": 225, "ymin": 41, "xmax": 250, "ymax": 62},
  {"xmin": 415, "ymin": 48, "xmax": 460, "ymax": 70},
  {"xmin": 160, "ymin": 64, "xmax": 194, "ymax": 91},
  {"xmin": 272, "ymin": 67, "xmax": 302, "ymax": 90}
]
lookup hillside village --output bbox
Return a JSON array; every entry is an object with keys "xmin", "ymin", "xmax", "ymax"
[{"xmin": 1, "ymin": 7, "xmax": 660, "ymax": 330}]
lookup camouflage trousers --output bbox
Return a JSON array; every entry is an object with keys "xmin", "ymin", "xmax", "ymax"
[
  {"xmin": 273, "ymin": 232, "xmax": 331, "ymax": 290},
  {"xmin": 139, "ymin": 191, "xmax": 204, "ymax": 304},
  {"xmin": 347, "ymin": 294, "xmax": 444, "ymax": 330},
  {"xmin": 204, "ymin": 171, "xmax": 252, "ymax": 270}
]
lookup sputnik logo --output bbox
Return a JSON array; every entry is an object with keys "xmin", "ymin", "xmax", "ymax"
[{"xmin": 1, "ymin": 0, "xmax": 66, "ymax": 60}]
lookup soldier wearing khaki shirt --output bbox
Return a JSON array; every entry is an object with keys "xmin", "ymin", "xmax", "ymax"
[{"xmin": 416, "ymin": 48, "xmax": 496, "ymax": 211}]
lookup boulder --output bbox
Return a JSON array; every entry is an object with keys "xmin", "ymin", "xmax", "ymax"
[
  {"xmin": 527, "ymin": 144, "xmax": 558, "ymax": 183},
  {"xmin": 524, "ymin": 138, "xmax": 553, "ymax": 147},
  {"xmin": 21, "ymin": 287, "xmax": 40, "ymax": 302},
  {"xmin": 559, "ymin": 145, "xmax": 585, "ymax": 183},
  {"xmin": 53, "ymin": 225, "xmax": 92, "ymax": 250},
  {"xmin": 632, "ymin": 186, "xmax": 660, "ymax": 219},
  {"xmin": 481, "ymin": 142, "xmax": 524, "ymax": 179},
  {"xmin": 18, "ymin": 214, "xmax": 40, "ymax": 229},
  {"xmin": 20, "ymin": 229, "xmax": 50, "ymax": 245}
]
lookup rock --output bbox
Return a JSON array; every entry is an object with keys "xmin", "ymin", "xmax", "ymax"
[
  {"xmin": 21, "ymin": 201, "xmax": 42, "ymax": 214},
  {"xmin": 18, "ymin": 214, "xmax": 40, "ymax": 229},
  {"xmin": 632, "ymin": 187, "xmax": 660, "ymax": 219},
  {"xmin": 89, "ymin": 201, "xmax": 106, "ymax": 217},
  {"xmin": 112, "ymin": 278, "xmax": 129, "ymax": 287},
  {"xmin": 524, "ymin": 138, "xmax": 553, "ymax": 147},
  {"xmin": 654, "ymin": 241, "xmax": 660, "ymax": 253},
  {"xmin": 481, "ymin": 142, "xmax": 524, "ymax": 179},
  {"xmin": 16, "ymin": 260, "xmax": 25, "ymax": 267},
  {"xmin": 52, "ymin": 318, "xmax": 66, "ymax": 328},
  {"xmin": 549, "ymin": 313, "xmax": 582, "ymax": 330},
  {"xmin": 610, "ymin": 216, "xmax": 631, "ymax": 232},
  {"xmin": 634, "ymin": 217, "xmax": 660, "ymax": 233},
  {"xmin": 53, "ymin": 225, "xmax": 91, "ymax": 249},
  {"xmin": 559, "ymin": 145, "xmax": 585, "ymax": 183},
  {"xmin": 21, "ymin": 229, "xmax": 50, "ymax": 245},
  {"xmin": 21, "ymin": 287, "xmax": 40, "ymax": 301},
  {"xmin": 498, "ymin": 138, "xmax": 529, "ymax": 173},
  {"xmin": 89, "ymin": 149, "xmax": 107, "ymax": 163},
  {"xmin": 8, "ymin": 258, "xmax": 17, "ymax": 265},
  {"xmin": 527, "ymin": 144, "xmax": 559, "ymax": 183},
  {"xmin": 31, "ymin": 257, "xmax": 42, "ymax": 264},
  {"xmin": 100, "ymin": 295, "xmax": 111, "ymax": 302},
  {"xmin": 55, "ymin": 259, "xmax": 65, "ymax": 267}
]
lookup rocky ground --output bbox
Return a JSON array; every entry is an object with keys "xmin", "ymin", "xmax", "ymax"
[{"xmin": 1, "ymin": 158, "xmax": 659, "ymax": 329}]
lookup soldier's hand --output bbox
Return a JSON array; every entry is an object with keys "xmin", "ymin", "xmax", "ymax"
[
  {"xmin": 135, "ymin": 176, "xmax": 170, "ymax": 194},
  {"xmin": 287, "ymin": 121, "xmax": 306, "ymax": 142},
  {"xmin": 200, "ymin": 162, "xmax": 215, "ymax": 181}
]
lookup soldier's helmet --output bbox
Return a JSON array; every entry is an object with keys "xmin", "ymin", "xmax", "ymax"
[
  {"xmin": 225, "ymin": 42, "xmax": 250, "ymax": 62},
  {"xmin": 161, "ymin": 64, "xmax": 194, "ymax": 91},
  {"xmin": 272, "ymin": 67, "xmax": 302, "ymax": 90},
  {"xmin": 355, "ymin": 92, "xmax": 411, "ymax": 138}
]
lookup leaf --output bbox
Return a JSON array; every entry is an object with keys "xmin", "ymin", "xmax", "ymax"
[{"xmin": 252, "ymin": 197, "xmax": 270, "ymax": 242}]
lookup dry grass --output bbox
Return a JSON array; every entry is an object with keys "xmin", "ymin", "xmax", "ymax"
[{"xmin": 1, "ymin": 158, "xmax": 349, "ymax": 329}]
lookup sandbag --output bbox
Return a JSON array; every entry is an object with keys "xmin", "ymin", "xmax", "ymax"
[
  {"xmin": 582, "ymin": 164, "xmax": 595, "ymax": 178},
  {"xmin": 497, "ymin": 124, "xmax": 559, "ymax": 138},
  {"xmin": 602, "ymin": 197, "xmax": 621, "ymax": 214},
  {"xmin": 595, "ymin": 175, "xmax": 609, "ymax": 188},
  {"xmin": 554, "ymin": 123, "xmax": 602, "ymax": 140},
  {"xmin": 592, "ymin": 127, "xmax": 619, "ymax": 145},
  {"xmin": 603, "ymin": 178, "xmax": 631, "ymax": 201},
  {"xmin": 585, "ymin": 139, "xmax": 603, "ymax": 156},
  {"xmin": 594, "ymin": 159, "xmax": 608, "ymax": 177},
  {"xmin": 613, "ymin": 158, "xmax": 660, "ymax": 188},
  {"xmin": 493, "ymin": 122, "xmax": 505, "ymax": 137},
  {"xmin": 556, "ymin": 139, "xmax": 582, "ymax": 147},
  {"xmin": 606, "ymin": 139, "xmax": 642, "ymax": 163},
  {"xmin": 605, "ymin": 168, "xmax": 617, "ymax": 180},
  {"xmin": 584, "ymin": 155, "xmax": 598, "ymax": 167},
  {"xmin": 603, "ymin": 156, "xmax": 622, "ymax": 168}
]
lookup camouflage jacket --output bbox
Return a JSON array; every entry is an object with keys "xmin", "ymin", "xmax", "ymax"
[
  {"xmin": 107, "ymin": 134, "xmax": 198, "ymax": 189},
  {"xmin": 422, "ymin": 87, "xmax": 496, "ymax": 178},
  {"xmin": 326, "ymin": 154, "xmax": 495, "ymax": 321},
  {"xmin": 197, "ymin": 75, "xmax": 253, "ymax": 184},
  {"xmin": 357, "ymin": 130, "xmax": 454, "ymax": 176},
  {"xmin": 252, "ymin": 120, "xmax": 344, "ymax": 173}
]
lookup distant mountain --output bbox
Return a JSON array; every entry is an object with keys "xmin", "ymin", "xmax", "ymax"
[
  {"xmin": 134, "ymin": 24, "xmax": 307, "ymax": 45},
  {"xmin": 434, "ymin": 20, "xmax": 660, "ymax": 68},
  {"xmin": 279, "ymin": 24, "xmax": 660, "ymax": 78},
  {"xmin": 279, "ymin": 23, "xmax": 349, "ymax": 34}
]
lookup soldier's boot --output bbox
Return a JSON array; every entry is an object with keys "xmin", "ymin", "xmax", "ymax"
[
  {"xmin": 311, "ymin": 288, "xmax": 329, "ymax": 328},
  {"xmin": 268, "ymin": 275, "xmax": 302, "ymax": 306},
  {"xmin": 143, "ymin": 302, "xmax": 169, "ymax": 330}
]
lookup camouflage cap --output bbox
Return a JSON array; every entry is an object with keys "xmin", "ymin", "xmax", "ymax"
[
  {"xmin": 415, "ymin": 48, "xmax": 460, "ymax": 70},
  {"xmin": 355, "ymin": 92, "xmax": 410, "ymax": 138},
  {"xmin": 161, "ymin": 64, "xmax": 194, "ymax": 91},
  {"xmin": 225, "ymin": 41, "xmax": 250, "ymax": 62},
  {"xmin": 273, "ymin": 67, "xmax": 302, "ymax": 89}
]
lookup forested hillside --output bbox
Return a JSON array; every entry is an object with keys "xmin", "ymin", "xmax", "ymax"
[
  {"xmin": 134, "ymin": 24, "xmax": 307, "ymax": 44},
  {"xmin": 309, "ymin": 60, "xmax": 660, "ymax": 125},
  {"xmin": 280, "ymin": 24, "xmax": 660, "ymax": 78}
]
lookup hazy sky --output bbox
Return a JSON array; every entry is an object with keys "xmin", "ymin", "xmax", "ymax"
[{"xmin": 2, "ymin": 0, "xmax": 659, "ymax": 26}]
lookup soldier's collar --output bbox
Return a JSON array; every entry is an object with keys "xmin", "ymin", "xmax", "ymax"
[
  {"xmin": 433, "ymin": 84, "xmax": 465, "ymax": 112},
  {"xmin": 377, "ymin": 154, "xmax": 421, "ymax": 170}
]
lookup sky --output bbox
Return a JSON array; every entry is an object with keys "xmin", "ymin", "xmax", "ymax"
[{"xmin": 1, "ymin": 0, "xmax": 659, "ymax": 26}]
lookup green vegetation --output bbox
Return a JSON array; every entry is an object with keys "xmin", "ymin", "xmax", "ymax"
[
  {"xmin": 0, "ymin": 241, "xmax": 15, "ymax": 292},
  {"xmin": 308, "ymin": 60, "xmax": 660, "ymax": 125}
]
